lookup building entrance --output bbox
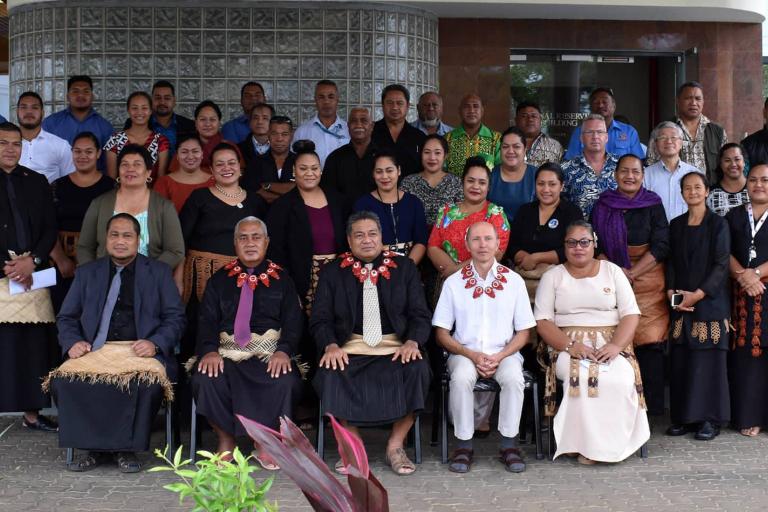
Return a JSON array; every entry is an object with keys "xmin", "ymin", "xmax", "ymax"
[{"xmin": 509, "ymin": 49, "xmax": 698, "ymax": 148}]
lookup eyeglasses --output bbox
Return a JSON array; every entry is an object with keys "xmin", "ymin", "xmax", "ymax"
[{"xmin": 565, "ymin": 238, "xmax": 595, "ymax": 248}]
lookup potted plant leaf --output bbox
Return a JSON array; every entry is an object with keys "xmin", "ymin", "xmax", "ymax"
[
  {"xmin": 237, "ymin": 413, "xmax": 389, "ymax": 512},
  {"xmin": 149, "ymin": 445, "xmax": 278, "ymax": 512}
]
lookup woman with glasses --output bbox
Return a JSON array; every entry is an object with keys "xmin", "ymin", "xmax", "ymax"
[
  {"xmin": 153, "ymin": 136, "xmax": 213, "ymax": 214},
  {"xmin": 590, "ymin": 154, "xmax": 670, "ymax": 416},
  {"xmin": 488, "ymin": 127, "xmax": 536, "ymax": 221},
  {"xmin": 727, "ymin": 163, "xmax": 768, "ymax": 437},
  {"xmin": 505, "ymin": 162, "xmax": 582, "ymax": 301},
  {"xmin": 354, "ymin": 150, "xmax": 428, "ymax": 263},
  {"xmin": 535, "ymin": 220, "xmax": 649, "ymax": 464},
  {"xmin": 666, "ymin": 172, "xmax": 730, "ymax": 441},
  {"xmin": 707, "ymin": 143, "xmax": 750, "ymax": 217}
]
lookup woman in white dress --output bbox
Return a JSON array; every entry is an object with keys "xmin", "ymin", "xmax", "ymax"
[{"xmin": 534, "ymin": 220, "xmax": 650, "ymax": 464}]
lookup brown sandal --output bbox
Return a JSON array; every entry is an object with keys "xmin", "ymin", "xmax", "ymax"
[
  {"xmin": 448, "ymin": 448, "xmax": 474, "ymax": 473},
  {"xmin": 385, "ymin": 447, "xmax": 416, "ymax": 476},
  {"xmin": 499, "ymin": 448, "xmax": 526, "ymax": 473}
]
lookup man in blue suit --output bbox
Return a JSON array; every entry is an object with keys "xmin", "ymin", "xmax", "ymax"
[{"xmin": 48, "ymin": 213, "xmax": 185, "ymax": 473}]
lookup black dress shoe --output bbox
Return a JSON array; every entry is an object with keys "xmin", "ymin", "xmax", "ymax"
[
  {"xmin": 22, "ymin": 415, "xmax": 58, "ymax": 433},
  {"xmin": 694, "ymin": 421, "xmax": 719, "ymax": 441},
  {"xmin": 665, "ymin": 424, "xmax": 688, "ymax": 436}
]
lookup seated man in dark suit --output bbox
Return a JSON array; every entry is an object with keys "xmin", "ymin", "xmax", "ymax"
[
  {"xmin": 310, "ymin": 211, "xmax": 431, "ymax": 476},
  {"xmin": 46, "ymin": 213, "xmax": 185, "ymax": 473}
]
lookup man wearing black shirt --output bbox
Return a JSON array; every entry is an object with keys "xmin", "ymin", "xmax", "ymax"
[
  {"xmin": 51, "ymin": 213, "xmax": 185, "ymax": 472},
  {"xmin": 371, "ymin": 84, "xmax": 426, "ymax": 176},
  {"xmin": 322, "ymin": 107, "xmax": 377, "ymax": 207}
]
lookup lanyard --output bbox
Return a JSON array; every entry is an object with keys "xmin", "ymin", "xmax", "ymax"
[
  {"xmin": 747, "ymin": 202, "xmax": 768, "ymax": 263},
  {"xmin": 313, "ymin": 120, "xmax": 345, "ymax": 139}
]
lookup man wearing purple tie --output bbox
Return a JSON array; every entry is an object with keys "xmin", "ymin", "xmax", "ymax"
[{"xmin": 190, "ymin": 216, "xmax": 302, "ymax": 471}]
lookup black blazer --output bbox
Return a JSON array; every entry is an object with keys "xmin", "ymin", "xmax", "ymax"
[
  {"xmin": 309, "ymin": 254, "xmax": 431, "ymax": 350},
  {"xmin": 666, "ymin": 209, "xmax": 731, "ymax": 323},
  {"xmin": 266, "ymin": 187, "xmax": 349, "ymax": 301},
  {"xmin": 237, "ymin": 136, "xmax": 261, "ymax": 178},
  {"xmin": 57, "ymin": 255, "xmax": 186, "ymax": 381},
  {"xmin": 0, "ymin": 165, "xmax": 57, "ymax": 272}
]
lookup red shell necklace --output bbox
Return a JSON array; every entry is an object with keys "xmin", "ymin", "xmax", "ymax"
[
  {"xmin": 225, "ymin": 259, "xmax": 282, "ymax": 289},
  {"xmin": 462, "ymin": 263, "xmax": 509, "ymax": 299},
  {"xmin": 340, "ymin": 250, "xmax": 398, "ymax": 285}
]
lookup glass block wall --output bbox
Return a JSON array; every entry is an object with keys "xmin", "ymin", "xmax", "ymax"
[{"xmin": 8, "ymin": 2, "xmax": 439, "ymax": 128}]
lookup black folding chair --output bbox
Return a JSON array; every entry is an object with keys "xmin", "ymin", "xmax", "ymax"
[{"xmin": 436, "ymin": 351, "xmax": 544, "ymax": 464}]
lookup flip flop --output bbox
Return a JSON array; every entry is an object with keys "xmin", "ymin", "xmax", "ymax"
[
  {"xmin": 116, "ymin": 452, "xmax": 142, "ymax": 473},
  {"xmin": 252, "ymin": 450, "xmax": 280, "ymax": 471},
  {"xmin": 499, "ymin": 448, "xmax": 526, "ymax": 473},
  {"xmin": 577, "ymin": 454, "xmax": 597, "ymax": 465},
  {"xmin": 66, "ymin": 452, "xmax": 105, "ymax": 472},
  {"xmin": 385, "ymin": 447, "xmax": 416, "ymax": 476}
]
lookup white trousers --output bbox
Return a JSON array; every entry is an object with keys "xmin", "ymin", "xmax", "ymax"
[{"xmin": 448, "ymin": 353, "xmax": 525, "ymax": 440}]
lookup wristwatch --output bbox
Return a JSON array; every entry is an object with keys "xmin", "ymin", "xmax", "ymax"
[
  {"xmin": 31, "ymin": 254, "xmax": 42, "ymax": 267},
  {"xmin": 755, "ymin": 268, "xmax": 762, "ymax": 277},
  {"xmin": 262, "ymin": 182, "xmax": 272, "ymax": 192}
]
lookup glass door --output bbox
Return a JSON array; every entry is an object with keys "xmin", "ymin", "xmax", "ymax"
[{"xmin": 510, "ymin": 50, "xmax": 689, "ymax": 147}]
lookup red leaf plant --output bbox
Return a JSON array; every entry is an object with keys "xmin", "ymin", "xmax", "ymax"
[{"xmin": 237, "ymin": 413, "xmax": 389, "ymax": 512}]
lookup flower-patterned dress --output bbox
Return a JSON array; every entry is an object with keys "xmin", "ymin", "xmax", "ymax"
[{"xmin": 428, "ymin": 200, "xmax": 510, "ymax": 264}]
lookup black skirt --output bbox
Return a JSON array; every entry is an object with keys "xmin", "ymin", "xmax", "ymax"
[
  {"xmin": 51, "ymin": 379, "xmax": 163, "ymax": 451},
  {"xmin": 634, "ymin": 343, "xmax": 665, "ymax": 416},
  {"xmin": 313, "ymin": 355, "xmax": 430, "ymax": 426},
  {"xmin": 729, "ymin": 347, "xmax": 768, "ymax": 429},
  {"xmin": 0, "ymin": 323, "xmax": 57, "ymax": 412},
  {"xmin": 670, "ymin": 344, "xmax": 730, "ymax": 425},
  {"xmin": 191, "ymin": 357, "xmax": 302, "ymax": 436}
]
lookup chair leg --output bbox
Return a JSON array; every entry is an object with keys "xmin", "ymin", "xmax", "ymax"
[
  {"xmin": 430, "ymin": 384, "xmax": 440, "ymax": 447},
  {"xmin": 532, "ymin": 380, "xmax": 543, "ymax": 460},
  {"xmin": 440, "ymin": 380, "xmax": 448, "ymax": 464},
  {"xmin": 547, "ymin": 415, "xmax": 554, "ymax": 461},
  {"xmin": 165, "ymin": 401, "xmax": 174, "ymax": 457},
  {"xmin": 316, "ymin": 401, "xmax": 324, "ymax": 461},
  {"xmin": 639, "ymin": 442, "xmax": 648, "ymax": 458},
  {"xmin": 190, "ymin": 399, "xmax": 197, "ymax": 463},
  {"xmin": 414, "ymin": 415, "xmax": 422, "ymax": 464},
  {"xmin": 66, "ymin": 447, "xmax": 74, "ymax": 466}
]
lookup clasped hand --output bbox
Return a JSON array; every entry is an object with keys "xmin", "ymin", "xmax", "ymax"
[
  {"xmin": 3, "ymin": 256, "xmax": 34, "ymax": 289},
  {"xmin": 568, "ymin": 341, "xmax": 621, "ymax": 363},
  {"xmin": 735, "ymin": 269, "xmax": 765, "ymax": 297}
]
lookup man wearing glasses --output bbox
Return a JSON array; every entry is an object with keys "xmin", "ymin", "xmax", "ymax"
[
  {"xmin": 643, "ymin": 121, "xmax": 702, "ymax": 221},
  {"xmin": 514, "ymin": 101, "xmax": 563, "ymax": 167},
  {"xmin": 564, "ymin": 88, "xmax": 645, "ymax": 160},
  {"xmin": 562, "ymin": 114, "xmax": 619, "ymax": 217}
]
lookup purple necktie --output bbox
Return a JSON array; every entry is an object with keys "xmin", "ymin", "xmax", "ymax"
[{"xmin": 233, "ymin": 269, "xmax": 254, "ymax": 348}]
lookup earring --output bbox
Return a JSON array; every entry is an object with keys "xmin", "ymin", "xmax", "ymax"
[
  {"xmin": 115, "ymin": 177, "xmax": 120, "ymax": 183},
  {"xmin": 146, "ymin": 176, "xmax": 153, "ymax": 184}
]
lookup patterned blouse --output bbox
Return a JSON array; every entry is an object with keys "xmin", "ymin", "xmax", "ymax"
[
  {"xmin": 707, "ymin": 184, "xmax": 750, "ymax": 217},
  {"xmin": 103, "ymin": 130, "xmax": 170, "ymax": 176},
  {"xmin": 400, "ymin": 172, "xmax": 464, "ymax": 226},
  {"xmin": 428, "ymin": 201, "xmax": 510, "ymax": 263},
  {"xmin": 562, "ymin": 153, "xmax": 619, "ymax": 218}
]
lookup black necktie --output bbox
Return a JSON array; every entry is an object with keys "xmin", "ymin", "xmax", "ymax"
[{"xmin": 4, "ymin": 172, "xmax": 28, "ymax": 251}]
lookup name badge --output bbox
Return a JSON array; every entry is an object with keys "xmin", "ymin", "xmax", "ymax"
[{"xmin": 548, "ymin": 218, "xmax": 559, "ymax": 229}]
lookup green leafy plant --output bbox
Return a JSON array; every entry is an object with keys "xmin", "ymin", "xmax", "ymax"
[{"xmin": 149, "ymin": 445, "xmax": 277, "ymax": 512}]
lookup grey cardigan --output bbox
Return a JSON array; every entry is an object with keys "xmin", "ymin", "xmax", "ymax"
[{"xmin": 77, "ymin": 189, "xmax": 185, "ymax": 269}]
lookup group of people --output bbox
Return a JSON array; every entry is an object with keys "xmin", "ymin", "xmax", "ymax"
[{"xmin": 3, "ymin": 72, "xmax": 768, "ymax": 477}]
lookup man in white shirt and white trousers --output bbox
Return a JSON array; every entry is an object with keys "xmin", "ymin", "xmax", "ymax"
[{"xmin": 433, "ymin": 221, "xmax": 536, "ymax": 474}]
